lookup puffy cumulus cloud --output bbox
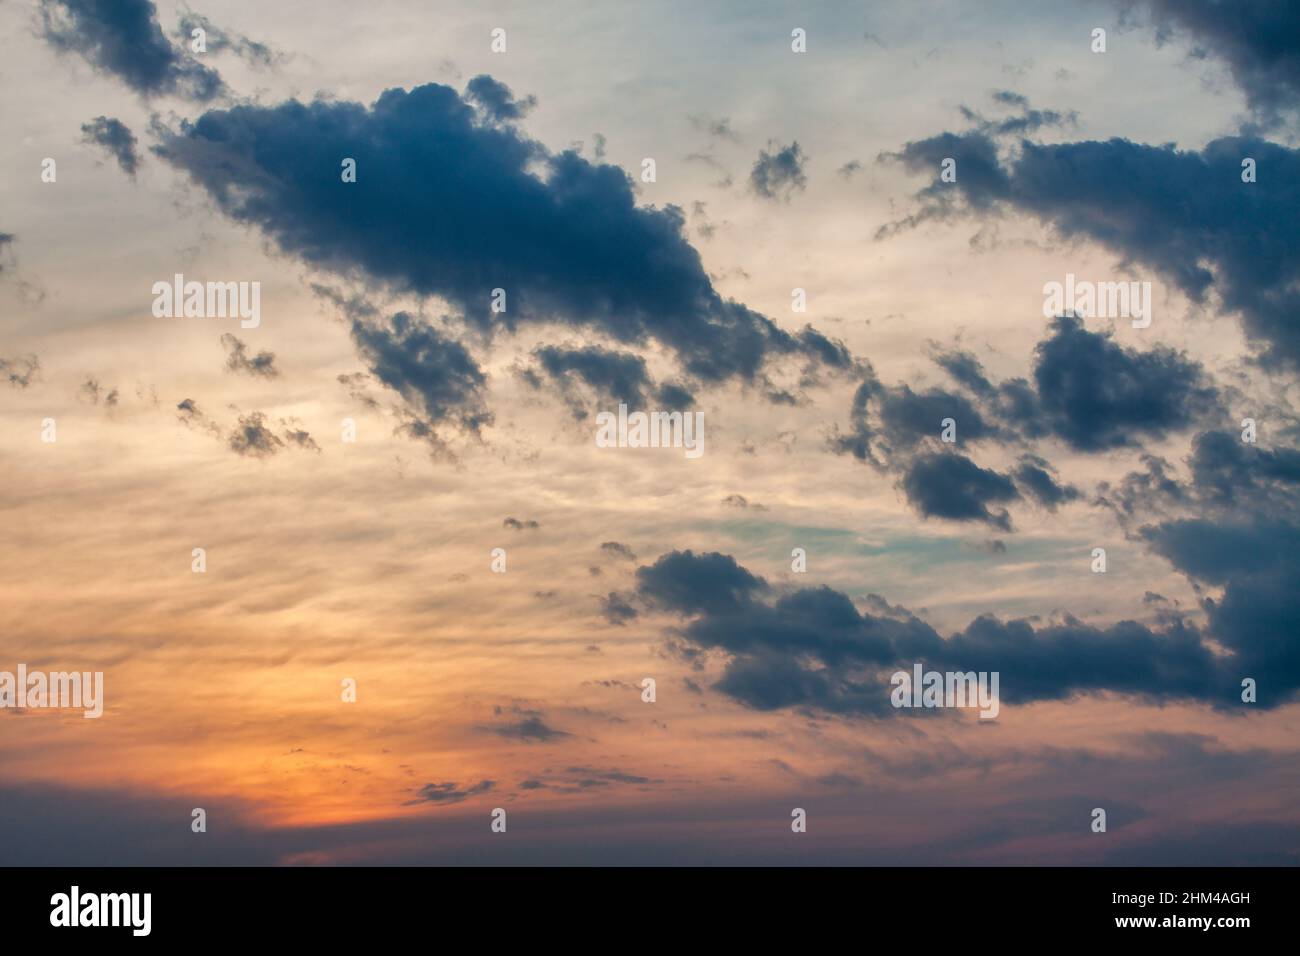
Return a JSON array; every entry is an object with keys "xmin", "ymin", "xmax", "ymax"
[
  {"xmin": 632, "ymin": 549, "xmax": 1246, "ymax": 716},
  {"xmin": 831, "ymin": 316, "xmax": 1220, "ymax": 528},
  {"xmin": 1122, "ymin": 0, "xmax": 1300, "ymax": 128},
  {"xmin": 884, "ymin": 126, "xmax": 1300, "ymax": 369},
  {"xmin": 80, "ymin": 116, "xmax": 140, "ymax": 178},
  {"xmin": 153, "ymin": 82, "xmax": 850, "ymax": 402},
  {"xmin": 900, "ymin": 452, "xmax": 1018, "ymax": 530},
  {"xmin": 1028, "ymin": 315, "xmax": 1221, "ymax": 451},
  {"xmin": 40, "ymin": 0, "xmax": 223, "ymax": 101},
  {"xmin": 749, "ymin": 140, "xmax": 808, "ymax": 200},
  {"xmin": 1090, "ymin": 409, "xmax": 1300, "ymax": 705}
]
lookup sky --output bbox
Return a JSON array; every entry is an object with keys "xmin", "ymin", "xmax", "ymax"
[{"xmin": 1, "ymin": 0, "xmax": 1299, "ymax": 865}]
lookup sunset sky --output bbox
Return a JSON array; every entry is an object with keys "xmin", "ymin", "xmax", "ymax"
[{"xmin": 2, "ymin": 0, "xmax": 1299, "ymax": 865}]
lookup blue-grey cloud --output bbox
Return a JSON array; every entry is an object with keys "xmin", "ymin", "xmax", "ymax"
[
  {"xmin": 1125, "ymin": 0, "xmax": 1300, "ymax": 127},
  {"xmin": 154, "ymin": 83, "xmax": 848, "ymax": 398},
  {"xmin": 80, "ymin": 115, "xmax": 140, "ymax": 177},
  {"xmin": 885, "ymin": 128, "xmax": 1300, "ymax": 368},
  {"xmin": 220, "ymin": 332, "xmax": 277, "ymax": 377},
  {"xmin": 176, "ymin": 9, "xmax": 284, "ymax": 69},
  {"xmin": 634, "ymin": 549, "xmax": 1246, "ymax": 716},
  {"xmin": 405, "ymin": 779, "xmax": 495, "ymax": 806},
  {"xmin": 750, "ymin": 140, "xmax": 808, "ymax": 200},
  {"xmin": 41, "ymin": 0, "xmax": 223, "ymax": 101},
  {"xmin": 349, "ymin": 311, "xmax": 492, "ymax": 449},
  {"xmin": 464, "ymin": 74, "xmax": 536, "ymax": 121}
]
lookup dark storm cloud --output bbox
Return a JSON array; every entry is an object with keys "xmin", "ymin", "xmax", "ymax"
[
  {"xmin": 635, "ymin": 550, "xmax": 1241, "ymax": 716},
  {"xmin": 885, "ymin": 128, "xmax": 1300, "ymax": 368},
  {"xmin": 1126, "ymin": 0, "xmax": 1300, "ymax": 127},
  {"xmin": 40, "ymin": 0, "xmax": 223, "ymax": 101},
  {"xmin": 464, "ymin": 74, "xmax": 536, "ymax": 120},
  {"xmin": 154, "ymin": 83, "xmax": 846, "ymax": 394},
  {"xmin": 749, "ymin": 141, "xmax": 808, "ymax": 200},
  {"xmin": 221, "ymin": 332, "xmax": 278, "ymax": 377},
  {"xmin": 80, "ymin": 116, "xmax": 140, "ymax": 177},
  {"xmin": 901, "ymin": 452, "xmax": 1018, "ymax": 530},
  {"xmin": 405, "ymin": 779, "xmax": 495, "ymax": 806}
]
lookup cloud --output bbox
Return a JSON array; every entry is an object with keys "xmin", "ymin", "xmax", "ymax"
[
  {"xmin": 503, "ymin": 517, "xmax": 539, "ymax": 531},
  {"xmin": 1, "ymin": 354, "xmax": 40, "ymax": 388},
  {"xmin": 227, "ymin": 411, "xmax": 285, "ymax": 458},
  {"xmin": 1124, "ymin": 0, "xmax": 1300, "ymax": 127},
  {"xmin": 529, "ymin": 344, "xmax": 656, "ymax": 417},
  {"xmin": 599, "ymin": 541, "xmax": 637, "ymax": 561},
  {"xmin": 633, "ymin": 549, "xmax": 1243, "ymax": 716},
  {"xmin": 1029, "ymin": 316, "xmax": 1221, "ymax": 451},
  {"xmin": 221, "ymin": 333, "xmax": 278, "ymax": 377},
  {"xmin": 901, "ymin": 452, "xmax": 1018, "ymax": 530},
  {"xmin": 959, "ymin": 91, "xmax": 1078, "ymax": 135},
  {"xmin": 599, "ymin": 592, "xmax": 638, "ymax": 626},
  {"xmin": 40, "ymin": 0, "xmax": 223, "ymax": 101},
  {"xmin": 1012, "ymin": 453, "xmax": 1080, "ymax": 510},
  {"xmin": 80, "ymin": 116, "xmax": 140, "ymax": 177},
  {"xmin": 464, "ymin": 74, "xmax": 536, "ymax": 120},
  {"xmin": 405, "ymin": 779, "xmax": 494, "ymax": 806},
  {"xmin": 490, "ymin": 714, "xmax": 571, "ymax": 743},
  {"xmin": 176, "ymin": 9, "xmax": 284, "ymax": 69},
  {"xmin": 688, "ymin": 113, "xmax": 739, "ymax": 142},
  {"xmin": 884, "ymin": 127, "xmax": 1300, "ymax": 368},
  {"xmin": 749, "ymin": 140, "xmax": 808, "ymax": 200},
  {"xmin": 1185, "ymin": 428, "xmax": 1300, "ymax": 506},
  {"xmin": 77, "ymin": 377, "xmax": 119, "ymax": 408},
  {"xmin": 154, "ymin": 83, "xmax": 847, "ymax": 396},
  {"xmin": 178, "ymin": 400, "xmax": 318, "ymax": 456},
  {"xmin": 832, "ymin": 316, "xmax": 1220, "ymax": 528},
  {"xmin": 349, "ymin": 311, "xmax": 492, "ymax": 450}
]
